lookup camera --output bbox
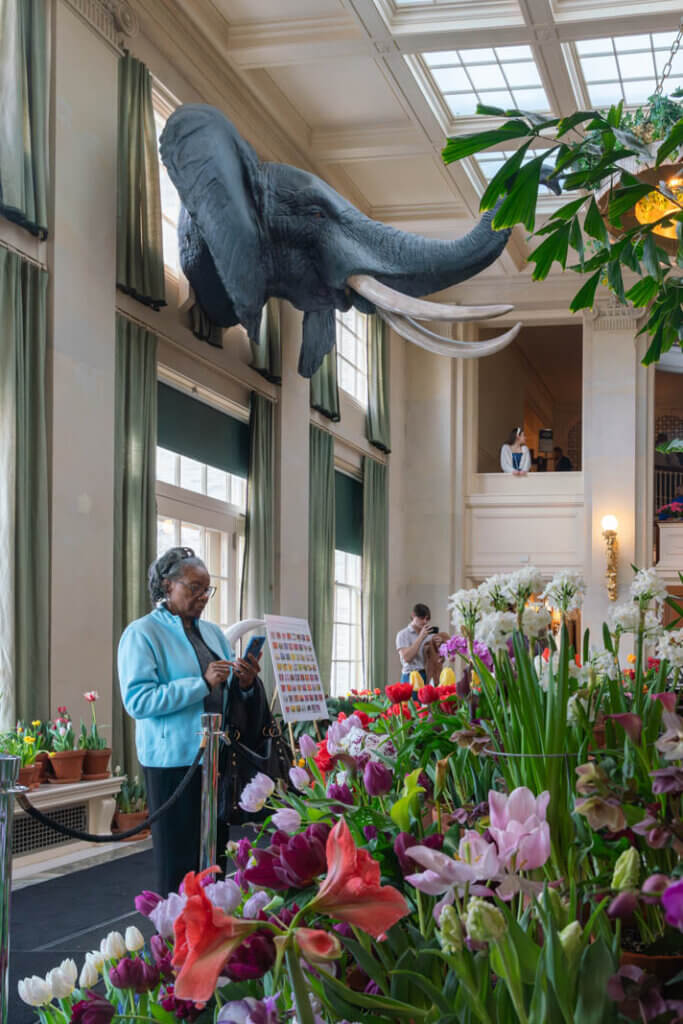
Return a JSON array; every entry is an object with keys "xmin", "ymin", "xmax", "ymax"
[{"xmin": 426, "ymin": 626, "xmax": 439, "ymax": 634}]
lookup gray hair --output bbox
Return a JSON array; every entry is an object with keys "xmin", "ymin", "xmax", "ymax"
[{"xmin": 148, "ymin": 546, "xmax": 207, "ymax": 604}]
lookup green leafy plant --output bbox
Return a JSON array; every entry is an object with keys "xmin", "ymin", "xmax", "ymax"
[
  {"xmin": 78, "ymin": 690, "xmax": 109, "ymax": 750},
  {"xmin": 114, "ymin": 768, "xmax": 147, "ymax": 813}
]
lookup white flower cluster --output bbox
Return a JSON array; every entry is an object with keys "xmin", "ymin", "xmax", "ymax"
[
  {"xmin": 534, "ymin": 650, "xmax": 589, "ymax": 691},
  {"xmin": 477, "ymin": 574, "xmax": 512, "ymax": 613},
  {"xmin": 630, "ymin": 567, "xmax": 669, "ymax": 608},
  {"xmin": 541, "ymin": 570, "xmax": 586, "ymax": 614},
  {"xmin": 656, "ymin": 629, "xmax": 683, "ymax": 670},
  {"xmin": 608, "ymin": 601, "xmax": 663, "ymax": 637},
  {"xmin": 521, "ymin": 606, "xmax": 552, "ymax": 639},
  {"xmin": 589, "ymin": 648, "xmax": 619, "ymax": 679},
  {"xmin": 476, "ymin": 611, "xmax": 517, "ymax": 653},
  {"xmin": 502, "ymin": 567, "xmax": 545, "ymax": 609},
  {"xmin": 449, "ymin": 588, "xmax": 485, "ymax": 631}
]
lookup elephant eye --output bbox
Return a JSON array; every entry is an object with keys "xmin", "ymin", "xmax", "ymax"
[{"xmin": 310, "ymin": 207, "xmax": 325, "ymax": 219}]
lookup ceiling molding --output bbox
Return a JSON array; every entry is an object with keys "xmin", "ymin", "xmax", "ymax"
[{"xmin": 311, "ymin": 123, "xmax": 432, "ymax": 161}]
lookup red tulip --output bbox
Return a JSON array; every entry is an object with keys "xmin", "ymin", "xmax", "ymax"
[
  {"xmin": 417, "ymin": 685, "xmax": 439, "ymax": 704},
  {"xmin": 314, "ymin": 738, "xmax": 336, "ymax": 774},
  {"xmin": 309, "ymin": 819, "xmax": 409, "ymax": 938},
  {"xmin": 385, "ymin": 683, "xmax": 413, "ymax": 703},
  {"xmin": 172, "ymin": 867, "xmax": 260, "ymax": 1003}
]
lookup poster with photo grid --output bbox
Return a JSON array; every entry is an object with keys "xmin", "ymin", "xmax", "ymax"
[{"xmin": 265, "ymin": 614, "xmax": 328, "ymax": 723}]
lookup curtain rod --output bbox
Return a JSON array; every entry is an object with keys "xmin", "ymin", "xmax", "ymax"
[
  {"xmin": 311, "ymin": 413, "xmax": 387, "ymax": 466},
  {"xmin": 0, "ymin": 238, "xmax": 47, "ymax": 270},
  {"xmin": 115, "ymin": 305, "xmax": 279, "ymax": 404}
]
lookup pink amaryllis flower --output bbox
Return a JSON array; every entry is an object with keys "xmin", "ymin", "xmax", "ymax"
[
  {"xmin": 294, "ymin": 927, "xmax": 342, "ymax": 962},
  {"xmin": 308, "ymin": 818, "xmax": 409, "ymax": 938},
  {"xmin": 488, "ymin": 787, "xmax": 551, "ymax": 871}
]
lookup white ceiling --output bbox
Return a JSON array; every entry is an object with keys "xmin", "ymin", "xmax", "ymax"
[{"xmin": 157, "ymin": 0, "xmax": 682, "ymax": 278}]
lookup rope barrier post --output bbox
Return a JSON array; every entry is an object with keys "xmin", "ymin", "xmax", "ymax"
[
  {"xmin": 0, "ymin": 755, "xmax": 21, "ymax": 1024},
  {"xmin": 199, "ymin": 714, "xmax": 222, "ymax": 871}
]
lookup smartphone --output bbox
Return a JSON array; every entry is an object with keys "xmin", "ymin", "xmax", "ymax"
[
  {"xmin": 427, "ymin": 626, "xmax": 439, "ymax": 635},
  {"xmin": 244, "ymin": 635, "xmax": 266, "ymax": 661}
]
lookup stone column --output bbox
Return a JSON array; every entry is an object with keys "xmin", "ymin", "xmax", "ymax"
[{"xmin": 581, "ymin": 300, "xmax": 651, "ymax": 636}]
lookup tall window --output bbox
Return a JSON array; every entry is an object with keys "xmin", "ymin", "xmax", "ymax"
[
  {"xmin": 336, "ymin": 309, "xmax": 368, "ymax": 407},
  {"xmin": 153, "ymin": 94, "xmax": 181, "ymax": 276},
  {"xmin": 331, "ymin": 551, "xmax": 363, "ymax": 696}
]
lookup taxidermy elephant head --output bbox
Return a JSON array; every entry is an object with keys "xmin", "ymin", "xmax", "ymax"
[{"xmin": 160, "ymin": 104, "xmax": 520, "ymax": 377}]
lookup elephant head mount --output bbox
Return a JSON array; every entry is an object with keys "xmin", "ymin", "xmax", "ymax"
[{"xmin": 160, "ymin": 104, "xmax": 524, "ymax": 377}]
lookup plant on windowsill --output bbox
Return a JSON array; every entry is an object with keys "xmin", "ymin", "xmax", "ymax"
[
  {"xmin": 113, "ymin": 768, "xmax": 150, "ymax": 840},
  {"xmin": 78, "ymin": 690, "xmax": 112, "ymax": 779},
  {"xmin": 47, "ymin": 707, "xmax": 85, "ymax": 784},
  {"xmin": 441, "ymin": 71, "xmax": 683, "ymax": 366},
  {"xmin": 0, "ymin": 724, "xmax": 44, "ymax": 789}
]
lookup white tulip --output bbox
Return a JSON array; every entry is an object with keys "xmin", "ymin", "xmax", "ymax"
[
  {"xmin": 86, "ymin": 949, "xmax": 104, "ymax": 974},
  {"xmin": 100, "ymin": 930, "xmax": 126, "ymax": 960},
  {"xmin": 46, "ymin": 961, "xmax": 76, "ymax": 999},
  {"xmin": 125, "ymin": 925, "xmax": 145, "ymax": 952},
  {"xmin": 18, "ymin": 975, "xmax": 52, "ymax": 1006},
  {"xmin": 79, "ymin": 959, "xmax": 100, "ymax": 988}
]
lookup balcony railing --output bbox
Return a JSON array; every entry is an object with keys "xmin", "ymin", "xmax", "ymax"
[{"xmin": 655, "ymin": 467, "xmax": 683, "ymax": 513}]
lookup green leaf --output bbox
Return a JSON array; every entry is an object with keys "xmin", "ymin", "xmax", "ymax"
[
  {"xmin": 656, "ymin": 117, "xmax": 683, "ymax": 164},
  {"xmin": 548, "ymin": 195, "xmax": 588, "ymax": 222},
  {"xmin": 569, "ymin": 217, "xmax": 584, "ymax": 268},
  {"xmin": 442, "ymin": 122, "xmax": 532, "ymax": 163},
  {"xmin": 641, "ymin": 233, "xmax": 661, "ymax": 278},
  {"xmin": 480, "ymin": 142, "xmax": 531, "ymax": 211},
  {"xmin": 569, "ymin": 270, "xmax": 602, "ymax": 313},
  {"xmin": 607, "ymin": 184, "xmax": 653, "ymax": 226},
  {"xmin": 557, "ymin": 110, "xmax": 602, "ymax": 135},
  {"xmin": 625, "ymin": 276, "xmax": 659, "ymax": 308},
  {"xmin": 607, "ymin": 259, "xmax": 625, "ymax": 303},
  {"xmin": 150, "ymin": 1007, "xmax": 179, "ymax": 1024},
  {"xmin": 529, "ymin": 222, "xmax": 571, "ymax": 279},
  {"xmin": 607, "ymin": 100, "xmax": 624, "ymax": 128},
  {"xmin": 584, "ymin": 197, "xmax": 609, "ymax": 244},
  {"xmin": 492, "ymin": 152, "xmax": 547, "ymax": 231},
  {"xmin": 392, "ymin": 970, "xmax": 452, "ymax": 1013},
  {"xmin": 575, "ymin": 938, "xmax": 617, "ymax": 1024}
]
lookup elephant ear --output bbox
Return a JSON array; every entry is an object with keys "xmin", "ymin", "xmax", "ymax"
[{"xmin": 160, "ymin": 104, "xmax": 265, "ymax": 343}]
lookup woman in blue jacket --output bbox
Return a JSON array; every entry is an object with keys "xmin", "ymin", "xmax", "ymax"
[{"xmin": 118, "ymin": 546, "xmax": 260, "ymax": 895}]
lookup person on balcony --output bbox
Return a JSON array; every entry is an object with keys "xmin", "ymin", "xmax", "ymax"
[{"xmin": 500, "ymin": 427, "xmax": 531, "ymax": 475}]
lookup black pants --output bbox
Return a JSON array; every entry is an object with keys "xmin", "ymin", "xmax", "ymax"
[{"xmin": 144, "ymin": 764, "xmax": 230, "ymax": 897}]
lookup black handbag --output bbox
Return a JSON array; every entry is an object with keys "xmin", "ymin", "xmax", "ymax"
[{"xmin": 217, "ymin": 678, "xmax": 292, "ymax": 824}]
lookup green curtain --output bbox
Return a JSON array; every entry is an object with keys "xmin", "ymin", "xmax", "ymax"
[
  {"xmin": 113, "ymin": 315, "xmax": 158, "ymax": 774},
  {"xmin": 362, "ymin": 457, "xmax": 388, "ymax": 692},
  {"xmin": 0, "ymin": 0, "xmax": 49, "ymax": 237},
  {"xmin": 250, "ymin": 299, "xmax": 282, "ymax": 384},
  {"xmin": 310, "ymin": 347, "xmax": 340, "ymax": 422},
  {"xmin": 240, "ymin": 394, "xmax": 275, "ymax": 695},
  {"xmin": 116, "ymin": 53, "xmax": 166, "ymax": 310},
  {"xmin": 0, "ymin": 246, "xmax": 49, "ymax": 729},
  {"xmin": 309, "ymin": 426, "xmax": 335, "ymax": 693},
  {"xmin": 366, "ymin": 315, "xmax": 391, "ymax": 453}
]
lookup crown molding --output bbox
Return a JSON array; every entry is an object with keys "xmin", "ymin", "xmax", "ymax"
[
  {"xmin": 584, "ymin": 299, "xmax": 648, "ymax": 332},
  {"xmin": 226, "ymin": 14, "xmax": 367, "ymax": 69},
  {"xmin": 61, "ymin": 0, "xmax": 138, "ymax": 51}
]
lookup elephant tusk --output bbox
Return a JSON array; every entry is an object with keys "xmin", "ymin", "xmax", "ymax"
[
  {"xmin": 224, "ymin": 618, "xmax": 266, "ymax": 646},
  {"xmin": 378, "ymin": 310, "xmax": 522, "ymax": 359},
  {"xmin": 347, "ymin": 274, "xmax": 513, "ymax": 322}
]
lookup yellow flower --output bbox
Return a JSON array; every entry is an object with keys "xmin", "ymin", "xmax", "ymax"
[
  {"xmin": 627, "ymin": 654, "xmax": 636, "ymax": 665},
  {"xmin": 31, "ymin": 720, "xmax": 41, "ymax": 727},
  {"xmin": 23, "ymin": 736, "xmax": 35, "ymax": 744},
  {"xmin": 297, "ymin": 757, "xmax": 306, "ymax": 768}
]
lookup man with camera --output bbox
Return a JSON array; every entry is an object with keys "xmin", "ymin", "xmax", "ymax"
[{"xmin": 395, "ymin": 603, "xmax": 437, "ymax": 684}]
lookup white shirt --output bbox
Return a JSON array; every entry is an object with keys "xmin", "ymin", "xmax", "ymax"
[
  {"xmin": 500, "ymin": 444, "xmax": 531, "ymax": 474},
  {"xmin": 395, "ymin": 624, "xmax": 426, "ymax": 671}
]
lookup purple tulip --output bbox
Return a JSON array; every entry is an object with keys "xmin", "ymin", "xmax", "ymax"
[
  {"xmin": 149, "ymin": 935, "xmax": 174, "ymax": 981},
  {"xmin": 275, "ymin": 832, "xmax": 328, "ymax": 887},
  {"xmin": 224, "ymin": 932, "xmax": 276, "ymax": 981},
  {"xmin": 299, "ymin": 733, "xmax": 318, "ymax": 758},
  {"xmin": 134, "ymin": 890, "xmax": 162, "ymax": 917},
  {"xmin": 234, "ymin": 838, "xmax": 252, "ymax": 869},
  {"xmin": 333, "ymin": 921, "xmax": 353, "ymax": 938},
  {"xmin": 662, "ymin": 879, "xmax": 683, "ymax": 931},
  {"xmin": 160, "ymin": 986, "xmax": 203, "ymax": 1021},
  {"xmin": 327, "ymin": 782, "xmax": 354, "ymax": 805},
  {"xmin": 363, "ymin": 825, "xmax": 378, "ymax": 841},
  {"xmin": 363, "ymin": 760, "xmax": 393, "ymax": 797},
  {"xmin": 607, "ymin": 890, "xmax": 639, "ymax": 920},
  {"xmin": 70, "ymin": 992, "xmax": 116, "ymax": 1024},
  {"xmin": 109, "ymin": 957, "xmax": 144, "ymax": 992}
]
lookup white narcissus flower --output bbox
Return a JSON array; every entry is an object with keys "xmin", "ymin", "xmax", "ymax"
[
  {"xmin": 501, "ymin": 567, "xmax": 545, "ymax": 610},
  {"xmin": 656, "ymin": 630, "xmax": 683, "ymax": 670},
  {"xmin": 18, "ymin": 975, "xmax": 53, "ymax": 1007},
  {"xmin": 609, "ymin": 602, "xmax": 663, "ymax": 637},
  {"xmin": 630, "ymin": 567, "xmax": 668, "ymax": 607},
  {"xmin": 590, "ymin": 648, "xmax": 619, "ymax": 679},
  {"xmin": 476, "ymin": 611, "xmax": 516, "ymax": 654},
  {"xmin": 79, "ymin": 959, "xmax": 100, "ymax": 988},
  {"xmin": 541, "ymin": 570, "xmax": 586, "ymax": 613},
  {"xmin": 448, "ymin": 588, "xmax": 484, "ymax": 632},
  {"xmin": 521, "ymin": 607, "xmax": 552, "ymax": 639},
  {"xmin": 125, "ymin": 925, "xmax": 145, "ymax": 952},
  {"xmin": 477, "ymin": 574, "xmax": 511, "ymax": 613},
  {"xmin": 100, "ymin": 930, "xmax": 126, "ymax": 960}
]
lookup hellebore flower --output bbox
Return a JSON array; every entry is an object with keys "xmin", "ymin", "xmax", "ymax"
[
  {"xmin": 308, "ymin": 818, "xmax": 409, "ymax": 938},
  {"xmin": 149, "ymin": 890, "xmax": 188, "ymax": 940},
  {"xmin": 289, "ymin": 766, "xmax": 310, "ymax": 790},
  {"xmin": 488, "ymin": 787, "xmax": 551, "ymax": 871},
  {"xmin": 465, "ymin": 898, "xmax": 506, "ymax": 943},
  {"xmin": 46, "ymin": 958, "xmax": 77, "ymax": 998},
  {"xmin": 239, "ymin": 772, "xmax": 275, "ymax": 813},
  {"xmin": 662, "ymin": 879, "xmax": 683, "ymax": 931},
  {"xmin": 70, "ymin": 992, "xmax": 116, "ymax": 1024},
  {"xmin": 134, "ymin": 889, "xmax": 162, "ymax": 916},
  {"xmin": 575, "ymin": 761, "xmax": 609, "ymax": 796},
  {"xmin": 607, "ymin": 964, "xmax": 668, "ymax": 1021},
  {"xmin": 224, "ymin": 931, "xmax": 276, "ymax": 981},
  {"xmin": 18, "ymin": 975, "xmax": 53, "ymax": 1007},
  {"xmin": 574, "ymin": 796, "xmax": 627, "ymax": 833},
  {"xmin": 172, "ymin": 867, "xmax": 261, "ymax": 1003},
  {"xmin": 295, "ymin": 927, "xmax": 342, "ymax": 962},
  {"xmin": 363, "ymin": 760, "xmax": 393, "ymax": 797},
  {"xmin": 651, "ymin": 766, "xmax": 683, "ymax": 794},
  {"xmin": 271, "ymin": 808, "xmax": 302, "ymax": 834},
  {"xmin": 611, "ymin": 848, "xmax": 640, "ymax": 891},
  {"xmin": 385, "ymin": 683, "xmax": 413, "ymax": 703},
  {"xmin": 605, "ymin": 713, "xmax": 643, "ymax": 746},
  {"xmin": 656, "ymin": 710, "xmax": 683, "ymax": 761}
]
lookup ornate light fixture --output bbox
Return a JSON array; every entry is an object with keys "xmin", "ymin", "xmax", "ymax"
[{"xmin": 601, "ymin": 515, "xmax": 619, "ymax": 602}]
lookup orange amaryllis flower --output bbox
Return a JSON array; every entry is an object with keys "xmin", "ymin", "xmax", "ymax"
[
  {"xmin": 294, "ymin": 927, "xmax": 342, "ymax": 961},
  {"xmin": 172, "ymin": 867, "xmax": 260, "ymax": 1003},
  {"xmin": 309, "ymin": 819, "xmax": 409, "ymax": 938}
]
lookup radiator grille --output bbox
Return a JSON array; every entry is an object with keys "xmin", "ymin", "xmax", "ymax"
[{"xmin": 13, "ymin": 804, "xmax": 87, "ymax": 856}]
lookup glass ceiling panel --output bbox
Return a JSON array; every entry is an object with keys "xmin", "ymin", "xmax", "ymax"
[
  {"xmin": 477, "ymin": 149, "xmax": 552, "ymax": 194},
  {"xmin": 575, "ymin": 32, "xmax": 680, "ymax": 108},
  {"xmin": 421, "ymin": 45, "xmax": 551, "ymax": 117}
]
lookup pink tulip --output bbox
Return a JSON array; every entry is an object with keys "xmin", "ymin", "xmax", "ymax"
[
  {"xmin": 488, "ymin": 787, "xmax": 551, "ymax": 871},
  {"xmin": 83, "ymin": 691, "xmax": 99, "ymax": 703},
  {"xmin": 406, "ymin": 831, "xmax": 500, "ymax": 896}
]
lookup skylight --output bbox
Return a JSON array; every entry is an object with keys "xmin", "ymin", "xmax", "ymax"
[
  {"xmin": 575, "ymin": 32, "xmax": 683, "ymax": 108},
  {"xmin": 423, "ymin": 45, "xmax": 550, "ymax": 117}
]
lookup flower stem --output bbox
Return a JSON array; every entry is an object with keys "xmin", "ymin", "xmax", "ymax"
[{"xmin": 286, "ymin": 947, "xmax": 316, "ymax": 1024}]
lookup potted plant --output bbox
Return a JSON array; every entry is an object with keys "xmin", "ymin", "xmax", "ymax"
[
  {"xmin": 47, "ymin": 707, "xmax": 85, "ymax": 783},
  {"xmin": 30, "ymin": 720, "xmax": 52, "ymax": 782},
  {"xmin": 1, "ymin": 725, "xmax": 43, "ymax": 789},
  {"xmin": 78, "ymin": 690, "xmax": 111, "ymax": 778},
  {"xmin": 113, "ymin": 769, "xmax": 149, "ymax": 840}
]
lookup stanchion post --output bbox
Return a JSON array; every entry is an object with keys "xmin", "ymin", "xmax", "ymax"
[
  {"xmin": 0, "ymin": 755, "xmax": 21, "ymax": 1024},
  {"xmin": 199, "ymin": 714, "xmax": 222, "ymax": 872}
]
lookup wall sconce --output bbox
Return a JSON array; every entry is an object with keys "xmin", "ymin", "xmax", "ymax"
[{"xmin": 601, "ymin": 515, "xmax": 618, "ymax": 601}]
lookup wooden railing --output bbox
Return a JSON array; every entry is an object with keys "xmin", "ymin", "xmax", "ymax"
[{"xmin": 655, "ymin": 467, "xmax": 683, "ymax": 512}]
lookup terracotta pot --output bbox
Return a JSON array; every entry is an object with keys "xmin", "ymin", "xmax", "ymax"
[
  {"xmin": 83, "ymin": 747, "xmax": 111, "ymax": 778},
  {"xmin": 17, "ymin": 763, "xmax": 41, "ymax": 790},
  {"xmin": 48, "ymin": 749, "xmax": 85, "ymax": 783},
  {"xmin": 621, "ymin": 949, "xmax": 683, "ymax": 983},
  {"xmin": 113, "ymin": 810, "xmax": 150, "ymax": 842},
  {"xmin": 34, "ymin": 751, "xmax": 50, "ymax": 783}
]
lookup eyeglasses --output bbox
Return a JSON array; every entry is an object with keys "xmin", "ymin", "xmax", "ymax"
[{"xmin": 176, "ymin": 581, "xmax": 216, "ymax": 599}]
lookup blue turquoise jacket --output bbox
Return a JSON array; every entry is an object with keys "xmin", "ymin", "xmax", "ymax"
[{"xmin": 118, "ymin": 606, "xmax": 236, "ymax": 768}]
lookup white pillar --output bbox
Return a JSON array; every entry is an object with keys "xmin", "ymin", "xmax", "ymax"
[
  {"xmin": 581, "ymin": 300, "xmax": 650, "ymax": 636},
  {"xmin": 49, "ymin": 2, "xmax": 118, "ymax": 716}
]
